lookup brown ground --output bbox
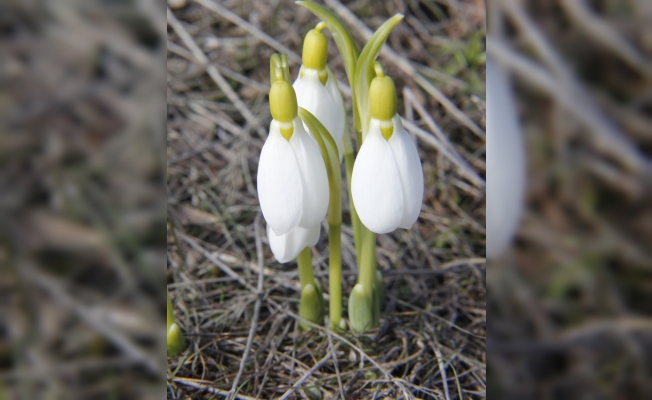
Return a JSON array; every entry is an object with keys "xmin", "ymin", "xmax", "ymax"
[
  {"xmin": 487, "ymin": 0, "xmax": 652, "ymax": 399},
  {"xmin": 167, "ymin": 0, "xmax": 486, "ymax": 399},
  {"xmin": 1, "ymin": 0, "xmax": 167, "ymax": 399}
]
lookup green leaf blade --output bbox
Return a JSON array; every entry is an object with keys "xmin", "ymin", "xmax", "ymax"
[
  {"xmin": 353, "ymin": 14, "xmax": 403, "ymax": 139},
  {"xmin": 296, "ymin": 1, "xmax": 359, "ymax": 87},
  {"xmin": 299, "ymin": 107, "xmax": 342, "ymax": 226}
]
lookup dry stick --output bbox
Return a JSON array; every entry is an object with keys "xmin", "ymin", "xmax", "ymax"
[
  {"xmin": 192, "ymin": 0, "xmax": 301, "ymax": 63},
  {"xmin": 20, "ymin": 263, "xmax": 162, "ymax": 376},
  {"xmin": 559, "ymin": 0, "xmax": 652, "ymax": 77},
  {"xmin": 403, "ymin": 88, "xmax": 485, "ymax": 189},
  {"xmin": 177, "ymin": 233, "xmax": 411, "ymax": 396},
  {"xmin": 402, "ymin": 118, "xmax": 485, "ymax": 188},
  {"xmin": 174, "ymin": 378, "xmax": 258, "ymax": 400},
  {"xmin": 486, "ymin": 38, "xmax": 651, "ymax": 174},
  {"xmin": 386, "ymin": 294, "xmax": 485, "ymax": 340},
  {"xmin": 500, "ymin": 0, "xmax": 579, "ymax": 92},
  {"xmin": 327, "ymin": 332, "xmax": 346, "ymax": 400},
  {"xmin": 167, "ymin": 40, "xmax": 270, "ymax": 93},
  {"xmin": 227, "ymin": 214, "xmax": 266, "ymax": 400},
  {"xmin": 189, "ymin": 101, "xmax": 243, "ymax": 136},
  {"xmin": 0, "ymin": 357, "xmax": 133, "ymax": 381},
  {"xmin": 323, "ymin": 0, "xmax": 486, "ymax": 140},
  {"xmin": 499, "ymin": 0, "xmax": 650, "ymax": 173},
  {"xmin": 191, "ymin": 0, "xmax": 353, "ymax": 96},
  {"xmin": 51, "ymin": 1, "xmax": 156, "ymax": 70},
  {"xmin": 404, "ymin": 88, "xmax": 458, "ymax": 156},
  {"xmin": 265, "ymin": 300, "xmax": 415, "ymax": 400},
  {"xmin": 278, "ymin": 343, "xmax": 341, "ymax": 400},
  {"xmin": 433, "ymin": 345, "xmax": 451, "ymax": 400},
  {"xmin": 176, "ymin": 229, "xmax": 259, "ymax": 294},
  {"xmin": 167, "ymin": 8, "xmax": 265, "ymax": 138}
]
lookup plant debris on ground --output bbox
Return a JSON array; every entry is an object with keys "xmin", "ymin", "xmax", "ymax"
[{"xmin": 167, "ymin": 0, "xmax": 486, "ymax": 398}]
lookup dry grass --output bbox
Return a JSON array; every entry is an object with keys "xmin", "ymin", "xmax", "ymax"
[
  {"xmin": 487, "ymin": 0, "xmax": 652, "ymax": 398},
  {"xmin": 166, "ymin": 0, "xmax": 486, "ymax": 399},
  {"xmin": 1, "ymin": 0, "xmax": 167, "ymax": 399}
]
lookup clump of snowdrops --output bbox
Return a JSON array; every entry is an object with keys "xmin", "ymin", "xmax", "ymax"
[{"xmin": 257, "ymin": 2, "xmax": 423, "ymax": 334}]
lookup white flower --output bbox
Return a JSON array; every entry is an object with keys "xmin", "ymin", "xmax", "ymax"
[
  {"xmin": 294, "ymin": 67, "xmax": 346, "ymax": 161},
  {"xmin": 257, "ymin": 116, "xmax": 329, "ymax": 236},
  {"xmin": 351, "ymin": 115, "xmax": 424, "ymax": 234},
  {"xmin": 267, "ymin": 224, "xmax": 320, "ymax": 263},
  {"xmin": 486, "ymin": 57, "xmax": 525, "ymax": 260}
]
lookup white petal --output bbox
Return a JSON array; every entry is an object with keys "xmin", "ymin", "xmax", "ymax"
[
  {"xmin": 267, "ymin": 224, "xmax": 320, "ymax": 264},
  {"xmin": 294, "ymin": 67, "xmax": 345, "ymax": 161},
  {"xmin": 486, "ymin": 57, "xmax": 525, "ymax": 260},
  {"xmin": 351, "ymin": 121, "xmax": 404, "ymax": 234},
  {"xmin": 289, "ymin": 118, "xmax": 329, "ymax": 228},
  {"xmin": 388, "ymin": 116, "xmax": 424, "ymax": 229},
  {"xmin": 257, "ymin": 121, "xmax": 303, "ymax": 236}
]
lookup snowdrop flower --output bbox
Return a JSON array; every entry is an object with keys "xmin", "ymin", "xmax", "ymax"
[
  {"xmin": 257, "ymin": 71, "xmax": 329, "ymax": 237},
  {"xmin": 351, "ymin": 67, "xmax": 424, "ymax": 234},
  {"xmin": 267, "ymin": 224, "xmax": 320, "ymax": 264},
  {"xmin": 293, "ymin": 22, "xmax": 346, "ymax": 161},
  {"xmin": 486, "ymin": 57, "xmax": 525, "ymax": 260}
]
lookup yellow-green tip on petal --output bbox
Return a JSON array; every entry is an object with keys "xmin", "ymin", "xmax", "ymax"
[
  {"xmin": 270, "ymin": 78, "xmax": 298, "ymax": 124},
  {"xmin": 299, "ymin": 283, "xmax": 324, "ymax": 330},
  {"xmin": 369, "ymin": 76, "xmax": 397, "ymax": 123},
  {"xmin": 348, "ymin": 283, "xmax": 372, "ymax": 334},
  {"xmin": 302, "ymin": 22, "xmax": 328, "ymax": 71},
  {"xmin": 167, "ymin": 322, "xmax": 186, "ymax": 356}
]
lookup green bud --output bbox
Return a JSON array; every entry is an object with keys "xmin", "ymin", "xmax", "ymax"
[
  {"xmin": 270, "ymin": 78, "xmax": 298, "ymax": 122},
  {"xmin": 269, "ymin": 73, "xmax": 297, "ymax": 140},
  {"xmin": 167, "ymin": 322, "xmax": 186, "ymax": 356},
  {"xmin": 348, "ymin": 283, "xmax": 372, "ymax": 334},
  {"xmin": 369, "ymin": 75, "xmax": 397, "ymax": 121},
  {"xmin": 302, "ymin": 22, "xmax": 328, "ymax": 72},
  {"xmin": 299, "ymin": 283, "xmax": 324, "ymax": 330},
  {"xmin": 369, "ymin": 63, "xmax": 397, "ymax": 140},
  {"xmin": 302, "ymin": 384, "xmax": 322, "ymax": 400}
]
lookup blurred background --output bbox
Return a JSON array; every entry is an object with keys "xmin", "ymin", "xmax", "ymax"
[
  {"xmin": 486, "ymin": 0, "xmax": 652, "ymax": 398},
  {"xmin": 0, "ymin": 0, "xmax": 167, "ymax": 399},
  {"xmin": 167, "ymin": 0, "xmax": 485, "ymax": 398}
]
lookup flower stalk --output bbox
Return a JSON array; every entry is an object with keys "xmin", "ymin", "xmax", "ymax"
[
  {"xmin": 260, "ymin": 4, "xmax": 419, "ymax": 334},
  {"xmin": 297, "ymin": 247, "xmax": 324, "ymax": 329},
  {"xmin": 298, "ymin": 107, "xmax": 344, "ymax": 331}
]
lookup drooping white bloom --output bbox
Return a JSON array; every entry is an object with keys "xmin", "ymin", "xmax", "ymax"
[
  {"xmin": 294, "ymin": 67, "xmax": 346, "ymax": 160},
  {"xmin": 351, "ymin": 115, "xmax": 424, "ymax": 234},
  {"xmin": 257, "ymin": 116, "xmax": 329, "ymax": 236},
  {"xmin": 486, "ymin": 57, "xmax": 525, "ymax": 260},
  {"xmin": 267, "ymin": 224, "xmax": 320, "ymax": 264}
]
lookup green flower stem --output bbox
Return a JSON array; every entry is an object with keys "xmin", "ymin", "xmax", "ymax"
[
  {"xmin": 342, "ymin": 129, "xmax": 362, "ymax": 267},
  {"xmin": 328, "ymin": 222, "xmax": 342, "ymax": 330},
  {"xmin": 359, "ymin": 228, "xmax": 377, "ymax": 295},
  {"xmin": 298, "ymin": 107, "xmax": 343, "ymax": 330},
  {"xmin": 326, "ymin": 150, "xmax": 343, "ymax": 330},
  {"xmin": 297, "ymin": 247, "xmax": 314, "ymax": 290}
]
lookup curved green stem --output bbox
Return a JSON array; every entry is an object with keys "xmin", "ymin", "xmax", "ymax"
[
  {"xmin": 298, "ymin": 107, "xmax": 343, "ymax": 330},
  {"xmin": 329, "ymin": 223, "xmax": 342, "ymax": 330},
  {"xmin": 297, "ymin": 247, "xmax": 314, "ymax": 290},
  {"xmin": 359, "ymin": 229, "xmax": 377, "ymax": 294},
  {"xmin": 342, "ymin": 128, "xmax": 362, "ymax": 267}
]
